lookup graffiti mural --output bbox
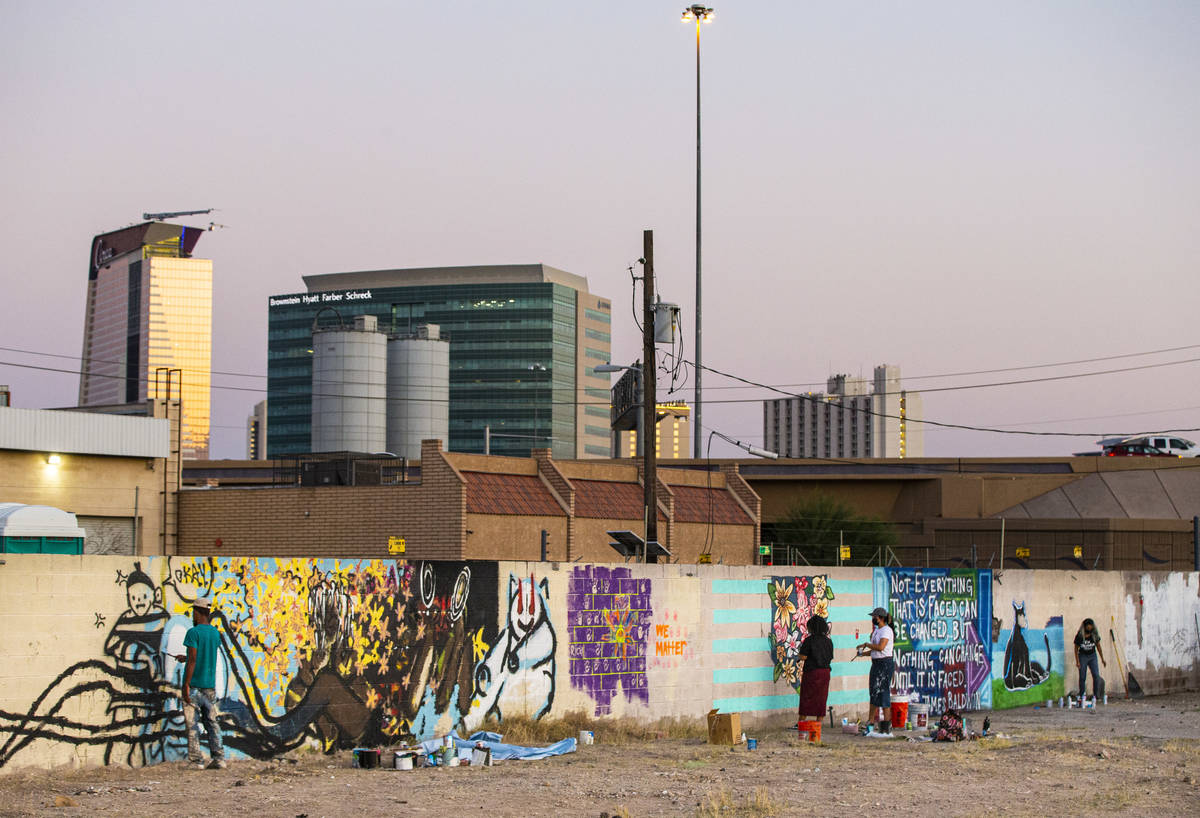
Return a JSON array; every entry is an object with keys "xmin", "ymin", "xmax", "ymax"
[
  {"xmin": 767, "ymin": 574, "xmax": 835, "ymax": 688},
  {"xmin": 990, "ymin": 607, "xmax": 1064, "ymax": 709},
  {"xmin": 567, "ymin": 566, "xmax": 652, "ymax": 715},
  {"xmin": 651, "ymin": 611, "xmax": 691, "ymax": 670},
  {"xmin": 0, "ymin": 558, "xmax": 529, "ymax": 769},
  {"xmin": 874, "ymin": 568, "xmax": 993, "ymax": 714},
  {"xmin": 466, "ymin": 573, "xmax": 556, "ymax": 730}
]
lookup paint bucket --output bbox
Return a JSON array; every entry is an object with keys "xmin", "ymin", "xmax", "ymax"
[
  {"xmin": 797, "ymin": 720, "xmax": 822, "ymax": 743},
  {"xmin": 746, "ymin": 738, "xmax": 758, "ymax": 750},
  {"xmin": 394, "ymin": 752, "xmax": 414, "ymax": 771},
  {"xmin": 910, "ymin": 702, "xmax": 930, "ymax": 729},
  {"xmin": 441, "ymin": 745, "xmax": 456, "ymax": 766},
  {"xmin": 1046, "ymin": 699, "xmax": 1053, "ymax": 708},
  {"xmin": 889, "ymin": 694, "xmax": 910, "ymax": 730},
  {"xmin": 471, "ymin": 745, "xmax": 493, "ymax": 767},
  {"xmin": 578, "ymin": 730, "xmax": 594, "ymax": 745}
]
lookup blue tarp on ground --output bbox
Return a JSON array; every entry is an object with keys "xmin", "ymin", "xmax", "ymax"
[{"xmin": 418, "ymin": 731, "xmax": 577, "ymax": 761}]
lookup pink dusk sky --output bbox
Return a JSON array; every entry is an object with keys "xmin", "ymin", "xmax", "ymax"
[{"xmin": 2, "ymin": 2, "xmax": 1198, "ymax": 458}]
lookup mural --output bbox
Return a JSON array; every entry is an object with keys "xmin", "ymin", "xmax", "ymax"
[
  {"xmin": 767, "ymin": 574, "xmax": 835, "ymax": 688},
  {"xmin": 990, "ymin": 607, "xmax": 1064, "ymax": 709},
  {"xmin": 874, "ymin": 568, "xmax": 993, "ymax": 714},
  {"xmin": 651, "ymin": 611, "xmax": 691, "ymax": 670},
  {"xmin": 566, "ymin": 566, "xmax": 652, "ymax": 715},
  {"xmin": 0, "ymin": 558, "xmax": 567, "ymax": 769}
]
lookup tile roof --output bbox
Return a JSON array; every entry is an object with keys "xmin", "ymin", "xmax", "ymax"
[
  {"xmin": 463, "ymin": 472, "xmax": 565, "ymax": 516},
  {"xmin": 573, "ymin": 479, "xmax": 663, "ymax": 521},
  {"xmin": 671, "ymin": 484, "xmax": 752, "ymax": 525}
]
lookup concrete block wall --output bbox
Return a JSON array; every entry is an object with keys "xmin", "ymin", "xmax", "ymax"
[{"xmin": 1, "ymin": 555, "xmax": 1197, "ymax": 773}]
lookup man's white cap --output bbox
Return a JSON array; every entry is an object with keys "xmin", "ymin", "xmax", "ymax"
[{"xmin": 193, "ymin": 596, "xmax": 213, "ymax": 609}]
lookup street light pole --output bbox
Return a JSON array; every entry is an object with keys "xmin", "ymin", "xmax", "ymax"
[
  {"xmin": 528, "ymin": 363, "xmax": 547, "ymax": 454},
  {"xmin": 682, "ymin": 5, "xmax": 713, "ymax": 460}
]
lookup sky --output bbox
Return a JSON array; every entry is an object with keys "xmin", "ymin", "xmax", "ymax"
[{"xmin": 2, "ymin": 1, "xmax": 1198, "ymax": 459}]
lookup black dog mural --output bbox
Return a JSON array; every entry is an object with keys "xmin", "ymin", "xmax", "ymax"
[{"xmin": 1003, "ymin": 601, "xmax": 1051, "ymax": 690}]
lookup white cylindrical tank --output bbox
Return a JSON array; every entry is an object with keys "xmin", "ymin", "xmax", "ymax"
[
  {"xmin": 311, "ymin": 315, "xmax": 387, "ymax": 453},
  {"xmin": 386, "ymin": 324, "xmax": 450, "ymax": 459}
]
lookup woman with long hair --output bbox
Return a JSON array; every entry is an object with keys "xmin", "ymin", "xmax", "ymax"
[
  {"xmin": 859, "ymin": 607, "xmax": 895, "ymax": 734},
  {"xmin": 796, "ymin": 614, "xmax": 833, "ymax": 723}
]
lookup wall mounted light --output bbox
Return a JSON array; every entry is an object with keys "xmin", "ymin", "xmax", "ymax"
[{"xmin": 45, "ymin": 454, "xmax": 61, "ymax": 465}]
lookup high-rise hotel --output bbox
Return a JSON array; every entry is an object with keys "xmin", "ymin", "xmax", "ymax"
[
  {"xmin": 763, "ymin": 364, "xmax": 923, "ymax": 459},
  {"xmin": 78, "ymin": 222, "xmax": 212, "ymax": 458}
]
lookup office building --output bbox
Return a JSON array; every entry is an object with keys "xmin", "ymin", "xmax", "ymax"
[
  {"xmin": 617, "ymin": 403, "xmax": 692, "ymax": 459},
  {"xmin": 266, "ymin": 264, "xmax": 612, "ymax": 459},
  {"xmin": 247, "ymin": 400, "xmax": 267, "ymax": 460},
  {"xmin": 763, "ymin": 364, "xmax": 923, "ymax": 458},
  {"xmin": 78, "ymin": 222, "xmax": 212, "ymax": 458}
]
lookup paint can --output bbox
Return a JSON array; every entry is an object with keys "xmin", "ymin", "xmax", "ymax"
[
  {"xmin": 1046, "ymin": 699, "xmax": 1054, "ymax": 708},
  {"xmin": 441, "ymin": 745, "xmax": 455, "ymax": 766},
  {"xmin": 1103, "ymin": 694, "xmax": 1108, "ymax": 706},
  {"xmin": 578, "ymin": 730, "xmax": 594, "ymax": 745},
  {"xmin": 746, "ymin": 738, "xmax": 758, "ymax": 750},
  {"xmin": 909, "ymin": 702, "xmax": 930, "ymax": 729},
  {"xmin": 394, "ymin": 752, "xmax": 414, "ymax": 771}
]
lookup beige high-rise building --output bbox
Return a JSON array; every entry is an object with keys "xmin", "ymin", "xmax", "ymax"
[
  {"xmin": 762, "ymin": 364, "xmax": 923, "ymax": 459},
  {"xmin": 79, "ymin": 222, "xmax": 212, "ymax": 458},
  {"xmin": 617, "ymin": 403, "xmax": 691, "ymax": 459}
]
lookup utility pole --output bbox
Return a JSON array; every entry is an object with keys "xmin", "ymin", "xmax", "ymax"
[{"xmin": 643, "ymin": 230, "xmax": 658, "ymax": 562}]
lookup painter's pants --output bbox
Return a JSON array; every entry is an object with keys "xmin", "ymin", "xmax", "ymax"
[
  {"xmin": 1077, "ymin": 653, "xmax": 1101, "ymax": 698},
  {"xmin": 184, "ymin": 687, "xmax": 225, "ymax": 763}
]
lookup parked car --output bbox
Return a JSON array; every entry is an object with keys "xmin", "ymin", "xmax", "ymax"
[{"xmin": 1103, "ymin": 442, "xmax": 1178, "ymax": 457}]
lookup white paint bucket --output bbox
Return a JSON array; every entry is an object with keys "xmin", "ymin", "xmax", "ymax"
[
  {"xmin": 471, "ymin": 746, "xmax": 493, "ymax": 767},
  {"xmin": 909, "ymin": 702, "xmax": 930, "ymax": 729},
  {"xmin": 578, "ymin": 730, "xmax": 594, "ymax": 745},
  {"xmin": 394, "ymin": 753, "xmax": 414, "ymax": 771}
]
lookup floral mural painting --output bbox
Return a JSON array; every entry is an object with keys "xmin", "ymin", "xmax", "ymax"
[{"xmin": 767, "ymin": 575, "xmax": 835, "ymax": 688}]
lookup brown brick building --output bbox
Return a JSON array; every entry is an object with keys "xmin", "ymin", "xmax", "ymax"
[{"xmin": 178, "ymin": 440, "xmax": 759, "ymax": 563}]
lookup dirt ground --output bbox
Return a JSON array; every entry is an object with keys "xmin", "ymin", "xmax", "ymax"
[{"xmin": 3, "ymin": 692, "xmax": 1199, "ymax": 818}]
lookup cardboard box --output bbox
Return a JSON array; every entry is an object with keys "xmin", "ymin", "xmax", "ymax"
[{"xmin": 707, "ymin": 709, "xmax": 741, "ymax": 745}]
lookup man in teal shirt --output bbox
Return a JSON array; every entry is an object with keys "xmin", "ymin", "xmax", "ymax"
[{"xmin": 178, "ymin": 597, "xmax": 226, "ymax": 769}]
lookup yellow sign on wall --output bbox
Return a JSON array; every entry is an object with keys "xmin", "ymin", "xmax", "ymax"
[
  {"xmin": 1073, "ymin": 546, "xmax": 1083, "ymax": 558},
  {"xmin": 839, "ymin": 545, "xmax": 851, "ymax": 560},
  {"xmin": 1015, "ymin": 547, "xmax": 1031, "ymax": 558},
  {"xmin": 698, "ymin": 553, "xmax": 712, "ymax": 565},
  {"xmin": 388, "ymin": 536, "xmax": 406, "ymax": 555}
]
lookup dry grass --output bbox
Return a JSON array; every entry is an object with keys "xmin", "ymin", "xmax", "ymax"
[
  {"xmin": 477, "ymin": 711, "xmax": 707, "ymax": 746},
  {"xmin": 695, "ymin": 785, "xmax": 782, "ymax": 817}
]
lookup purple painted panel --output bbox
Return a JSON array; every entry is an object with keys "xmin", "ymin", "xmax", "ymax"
[{"xmin": 567, "ymin": 566, "xmax": 653, "ymax": 715}]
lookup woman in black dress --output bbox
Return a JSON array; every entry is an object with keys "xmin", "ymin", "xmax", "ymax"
[{"xmin": 796, "ymin": 615, "xmax": 833, "ymax": 722}]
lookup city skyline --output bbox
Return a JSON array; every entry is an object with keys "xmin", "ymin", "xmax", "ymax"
[{"xmin": 2, "ymin": 2, "xmax": 1198, "ymax": 459}]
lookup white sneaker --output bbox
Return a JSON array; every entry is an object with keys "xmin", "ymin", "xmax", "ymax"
[
  {"xmin": 189, "ymin": 761, "xmax": 208, "ymax": 770},
  {"xmin": 208, "ymin": 759, "xmax": 227, "ymax": 770}
]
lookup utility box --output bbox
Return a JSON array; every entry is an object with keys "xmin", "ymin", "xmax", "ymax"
[
  {"xmin": 654, "ymin": 301, "xmax": 679, "ymax": 344},
  {"xmin": 707, "ymin": 709, "xmax": 741, "ymax": 745}
]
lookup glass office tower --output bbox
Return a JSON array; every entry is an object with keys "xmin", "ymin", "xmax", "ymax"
[
  {"xmin": 266, "ymin": 264, "xmax": 612, "ymax": 459},
  {"xmin": 79, "ymin": 222, "xmax": 212, "ymax": 458}
]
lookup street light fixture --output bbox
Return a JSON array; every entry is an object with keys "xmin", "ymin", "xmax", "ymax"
[{"xmin": 682, "ymin": 5, "xmax": 712, "ymax": 462}]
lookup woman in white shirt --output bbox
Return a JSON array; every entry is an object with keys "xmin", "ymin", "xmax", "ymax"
[{"xmin": 858, "ymin": 606, "xmax": 895, "ymax": 734}]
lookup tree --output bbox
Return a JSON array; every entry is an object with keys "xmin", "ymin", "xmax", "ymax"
[{"xmin": 765, "ymin": 494, "xmax": 897, "ymax": 566}]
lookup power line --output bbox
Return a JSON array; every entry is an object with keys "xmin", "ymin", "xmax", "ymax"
[
  {"xmin": 6, "ymin": 353, "xmax": 1199, "ymax": 439},
  {"xmin": 5, "ymin": 337, "xmax": 1199, "ymax": 392}
]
